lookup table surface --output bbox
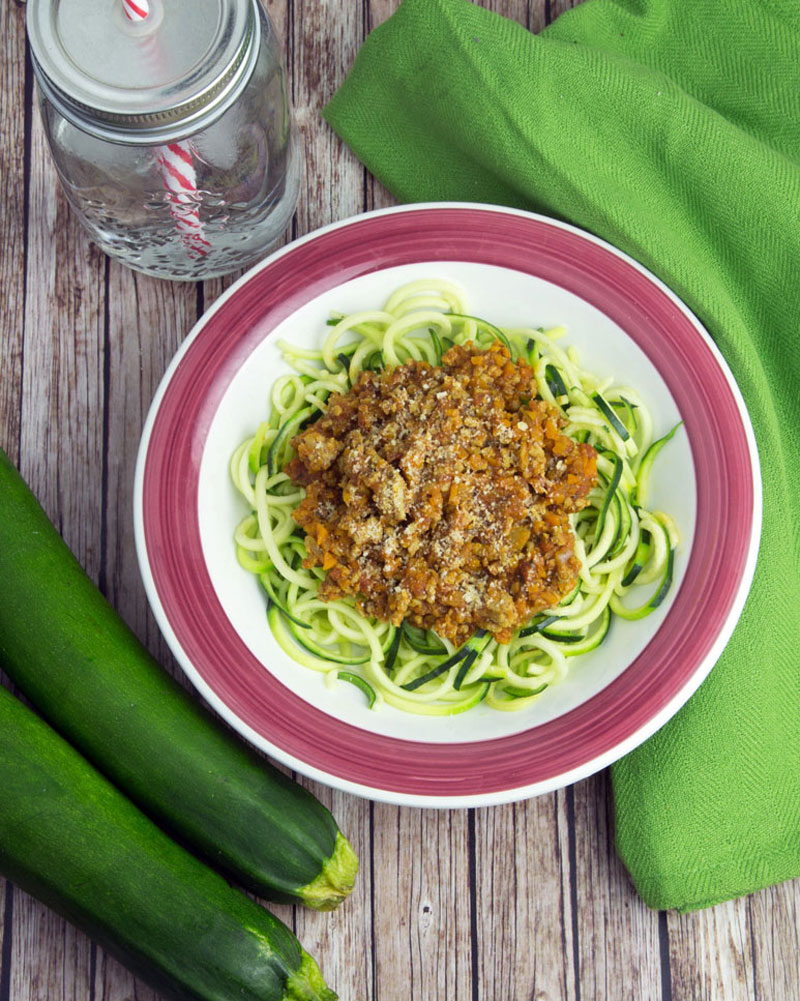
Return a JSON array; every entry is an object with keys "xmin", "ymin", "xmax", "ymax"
[{"xmin": 2, "ymin": 1, "xmax": 799, "ymax": 999}]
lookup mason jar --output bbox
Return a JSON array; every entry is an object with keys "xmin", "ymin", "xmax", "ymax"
[{"xmin": 27, "ymin": 0, "xmax": 301, "ymax": 281}]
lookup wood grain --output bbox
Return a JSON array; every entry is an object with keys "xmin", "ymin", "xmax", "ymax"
[
  {"xmin": 572, "ymin": 773, "xmax": 663, "ymax": 1001},
  {"xmin": 103, "ymin": 264, "xmax": 198, "ymax": 658},
  {"xmin": 9, "ymin": 892, "xmax": 92, "ymax": 1001},
  {"xmin": 666, "ymin": 900, "xmax": 754, "ymax": 1001},
  {"xmin": 292, "ymin": 0, "xmax": 366, "ymax": 232},
  {"xmin": 296, "ymin": 788, "xmax": 374, "ymax": 1001},
  {"xmin": 370, "ymin": 805, "xmax": 472, "ymax": 1001},
  {"xmin": 20, "ymin": 102, "xmax": 107, "ymax": 571},
  {"xmin": 2, "ymin": 2, "xmax": 800, "ymax": 1001},
  {"xmin": 749, "ymin": 882, "xmax": 800, "ymax": 1001},
  {"xmin": 0, "ymin": 0, "xmax": 27, "ymax": 469},
  {"xmin": 475, "ymin": 791, "xmax": 576, "ymax": 1001}
]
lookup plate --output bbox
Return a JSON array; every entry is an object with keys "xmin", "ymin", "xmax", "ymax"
[{"xmin": 134, "ymin": 203, "xmax": 761, "ymax": 808}]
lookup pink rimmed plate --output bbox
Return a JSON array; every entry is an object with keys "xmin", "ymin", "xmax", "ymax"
[{"xmin": 134, "ymin": 204, "xmax": 760, "ymax": 808}]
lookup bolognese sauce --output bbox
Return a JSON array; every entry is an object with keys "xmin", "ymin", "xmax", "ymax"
[{"xmin": 286, "ymin": 341, "xmax": 597, "ymax": 646}]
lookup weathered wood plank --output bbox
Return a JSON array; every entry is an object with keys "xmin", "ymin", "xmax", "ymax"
[
  {"xmin": 371, "ymin": 805, "xmax": 472, "ymax": 1001},
  {"xmin": 667, "ymin": 899, "xmax": 753, "ymax": 1001},
  {"xmin": 292, "ymin": 0, "xmax": 366, "ymax": 233},
  {"xmin": 365, "ymin": 0, "xmax": 395, "ymax": 35},
  {"xmin": 0, "ymin": 0, "xmax": 27, "ymax": 467},
  {"xmin": 368, "ymin": 0, "xmax": 540, "ymax": 33},
  {"xmin": 572, "ymin": 772, "xmax": 663, "ymax": 1001},
  {"xmin": 549, "ymin": 0, "xmax": 580, "ymax": 22},
  {"xmin": 20, "ymin": 85, "xmax": 107, "ymax": 573},
  {"xmin": 0, "ymin": 0, "xmax": 29, "ymax": 717},
  {"xmin": 749, "ymin": 879, "xmax": 800, "ymax": 1001},
  {"xmin": 485, "ymin": 0, "xmax": 538, "ymax": 31},
  {"xmin": 475, "ymin": 791, "xmax": 576, "ymax": 1001},
  {"xmin": 103, "ymin": 263, "xmax": 198, "ymax": 669},
  {"xmin": 93, "ymin": 954, "xmax": 162, "ymax": 1001},
  {"xmin": 9, "ymin": 890, "xmax": 92, "ymax": 1001},
  {"xmin": 0, "ymin": 881, "xmax": 10, "ymax": 1001},
  {"xmin": 295, "ymin": 787, "xmax": 374, "ymax": 1001}
]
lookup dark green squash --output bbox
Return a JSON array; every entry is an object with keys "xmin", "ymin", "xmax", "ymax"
[
  {"xmin": 0, "ymin": 684, "xmax": 336, "ymax": 1001},
  {"xmin": 0, "ymin": 447, "xmax": 356, "ymax": 911}
]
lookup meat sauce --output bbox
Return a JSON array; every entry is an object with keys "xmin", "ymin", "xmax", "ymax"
[{"xmin": 287, "ymin": 341, "xmax": 598, "ymax": 645}]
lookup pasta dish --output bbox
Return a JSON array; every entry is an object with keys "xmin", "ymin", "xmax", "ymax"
[{"xmin": 230, "ymin": 279, "xmax": 680, "ymax": 715}]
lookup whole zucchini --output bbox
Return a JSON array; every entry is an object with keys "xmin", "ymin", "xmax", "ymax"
[
  {"xmin": 0, "ymin": 448, "xmax": 356, "ymax": 910},
  {"xmin": 0, "ymin": 685, "xmax": 336, "ymax": 1001}
]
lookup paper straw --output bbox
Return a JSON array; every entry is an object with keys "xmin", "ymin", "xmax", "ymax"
[
  {"xmin": 122, "ymin": 0, "xmax": 150, "ymax": 21},
  {"xmin": 156, "ymin": 144, "xmax": 211, "ymax": 253},
  {"xmin": 122, "ymin": 0, "xmax": 210, "ymax": 258}
]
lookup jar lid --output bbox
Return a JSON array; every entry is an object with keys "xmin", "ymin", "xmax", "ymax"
[{"xmin": 27, "ymin": 0, "xmax": 260, "ymax": 144}]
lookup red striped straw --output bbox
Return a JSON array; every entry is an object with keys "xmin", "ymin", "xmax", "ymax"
[
  {"xmin": 122, "ymin": 0, "xmax": 210, "ymax": 258},
  {"xmin": 122, "ymin": 0, "xmax": 150, "ymax": 19}
]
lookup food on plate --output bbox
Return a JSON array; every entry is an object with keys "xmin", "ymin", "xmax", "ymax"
[
  {"xmin": 231, "ymin": 279, "xmax": 680, "ymax": 715},
  {"xmin": 0, "ymin": 684, "xmax": 338, "ymax": 1001},
  {"xmin": 287, "ymin": 340, "xmax": 597, "ymax": 646},
  {"xmin": 0, "ymin": 446, "xmax": 357, "ymax": 910}
]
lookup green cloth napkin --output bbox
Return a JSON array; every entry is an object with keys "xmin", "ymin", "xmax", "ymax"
[{"xmin": 323, "ymin": 0, "xmax": 800, "ymax": 911}]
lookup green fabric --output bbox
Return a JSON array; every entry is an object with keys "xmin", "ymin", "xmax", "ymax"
[{"xmin": 323, "ymin": 0, "xmax": 800, "ymax": 911}]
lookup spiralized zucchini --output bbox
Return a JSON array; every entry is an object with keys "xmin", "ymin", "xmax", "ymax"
[{"xmin": 230, "ymin": 279, "xmax": 680, "ymax": 715}]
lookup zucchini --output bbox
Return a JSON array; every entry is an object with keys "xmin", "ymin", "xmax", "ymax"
[
  {"xmin": 401, "ymin": 630, "xmax": 491, "ymax": 693},
  {"xmin": 593, "ymin": 453, "xmax": 623, "ymax": 543},
  {"xmin": 286, "ymin": 615, "xmax": 371, "ymax": 664},
  {"xmin": 400, "ymin": 642, "xmax": 470, "ymax": 692},
  {"xmin": 545, "ymin": 363, "xmax": 568, "ymax": 399},
  {"xmin": 632, "ymin": 420, "xmax": 683, "ymax": 507},
  {"xmin": 610, "ymin": 520, "xmax": 675, "ymax": 621},
  {"xmin": 401, "ymin": 622, "xmax": 447, "ymax": 655},
  {"xmin": 611, "ymin": 396, "xmax": 638, "ymax": 434},
  {"xmin": 447, "ymin": 312, "xmax": 513, "ymax": 352},
  {"xmin": 504, "ymin": 683, "xmax": 548, "ymax": 700},
  {"xmin": 261, "ymin": 571, "xmax": 312, "ymax": 630},
  {"xmin": 0, "ymin": 449, "xmax": 357, "ymax": 911},
  {"xmin": 0, "ymin": 685, "xmax": 336, "ymax": 1001},
  {"xmin": 428, "ymin": 325, "xmax": 444, "ymax": 364},
  {"xmin": 453, "ymin": 631, "xmax": 492, "ymax": 690},
  {"xmin": 518, "ymin": 614, "xmax": 559, "ymax": 638},
  {"xmin": 592, "ymin": 391, "xmax": 631, "ymax": 441},
  {"xmin": 607, "ymin": 488, "xmax": 633, "ymax": 559},
  {"xmin": 543, "ymin": 606, "xmax": 612, "ymax": 657},
  {"xmin": 621, "ymin": 529, "xmax": 652, "ymax": 586},
  {"xmin": 336, "ymin": 671, "xmax": 377, "ymax": 709},
  {"xmin": 268, "ymin": 407, "xmax": 314, "ymax": 475},
  {"xmin": 383, "ymin": 625, "xmax": 403, "ymax": 672},
  {"xmin": 611, "ymin": 547, "xmax": 675, "ymax": 621}
]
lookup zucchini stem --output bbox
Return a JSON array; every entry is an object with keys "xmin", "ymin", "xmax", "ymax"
[{"xmin": 296, "ymin": 832, "xmax": 359, "ymax": 912}]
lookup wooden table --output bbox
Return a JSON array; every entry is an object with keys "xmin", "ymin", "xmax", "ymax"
[{"xmin": 2, "ymin": 1, "xmax": 799, "ymax": 999}]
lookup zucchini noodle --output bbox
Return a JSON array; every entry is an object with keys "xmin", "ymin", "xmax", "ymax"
[{"xmin": 230, "ymin": 279, "xmax": 681, "ymax": 715}]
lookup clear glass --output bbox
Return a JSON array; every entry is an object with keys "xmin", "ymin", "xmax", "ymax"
[{"xmin": 38, "ymin": 4, "xmax": 301, "ymax": 281}]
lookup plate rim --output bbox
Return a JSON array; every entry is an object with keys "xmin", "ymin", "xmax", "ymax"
[{"xmin": 133, "ymin": 202, "xmax": 762, "ymax": 808}]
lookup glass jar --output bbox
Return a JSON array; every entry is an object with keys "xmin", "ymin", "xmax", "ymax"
[{"xmin": 27, "ymin": 0, "xmax": 301, "ymax": 281}]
